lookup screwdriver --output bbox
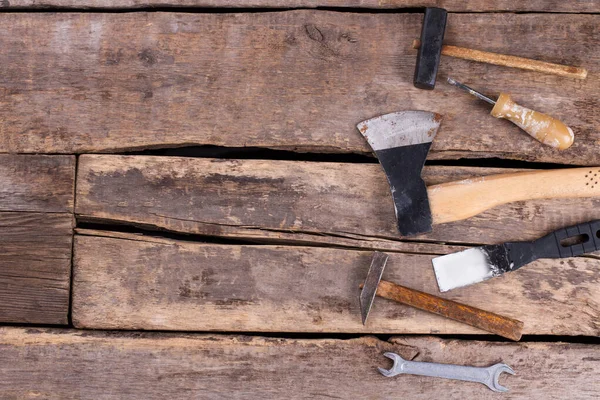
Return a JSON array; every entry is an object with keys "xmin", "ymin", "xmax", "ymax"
[{"xmin": 447, "ymin": 78, "xmax": 574, "ymax": 150}]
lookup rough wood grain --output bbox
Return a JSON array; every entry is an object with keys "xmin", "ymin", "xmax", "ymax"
[
  {"xmin": 0, "ymin": 155, "xmax": 75, "ymax": 324},
  {"xmin": 1, "ymin": 12, "xmax": 598, "ymax": 164},
  {"xmin": 0, "ymin": 213, "xmax": 73, "ymax": 324},
  {"xmin": 1, "ymin": 0, "xmax": 598, "ymax": 13},
  {"xmin": 0, "ymin": 155, "xmax": 75, "ymax": 213},
  {"xmin": 1, "ymin": 328, "xmax": 598, "ymax": 399},
  {"xmin": 76, "ymin": 155, "xmax": 600, "ymax": 247},
  {"xmin": 72, "ymin": 232, "xmax": 600, "ymax": 335}
]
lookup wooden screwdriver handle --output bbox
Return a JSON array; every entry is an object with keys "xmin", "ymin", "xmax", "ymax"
[
  {"xmin": 491, "ymin": 93, "xmax": 574, "ymax": 150},
  {"xmin": 429, "ymin": 167, "xmax": 600, "ymax": 225},
  {"xmin": 412, "ymin": 39, "xmax": 588, "ymax": 80},
  {"xmin": 376, "ymin": 280, "xmax": 523, "ymax": 341}
]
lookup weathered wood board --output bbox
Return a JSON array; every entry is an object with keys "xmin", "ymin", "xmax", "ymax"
[
  {"xmin": 72, "ymin": 232, "xmax": 600, "ymax": 335},
  {"xmin": 2, "ymin": 0, "xmax": 598, "ymax": 13},
  {"xmin": 0, "ymin": 155, "xmax": 75, "ymax": 324},
  {"xmin": 1, "ymin": 12, "xmax": 598, "ymax": 164},
  {"xmin": 0, "ymin": 154, "xmax": 75, "ymax": 213},
  {"xmin": 76, "ymin": 155, "xmax": 600, "ymax": 248},
  {"xmin": 1, "ymin": 328, "xmax": 598, "ymax": 399},
  {"xmin": 1, "ymin": 213, "xmax": 74, "ymax": 324}
]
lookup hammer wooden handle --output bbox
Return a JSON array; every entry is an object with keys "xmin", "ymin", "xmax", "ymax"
[
  {"xmin": 376, "ymin": 280, "xmax": 523, "ymax": 341},
  {"xmin": 412, "ymin": 39, "xmax": 587, "ymax": 80},
  {"xmin": 429, "ymin": 167, "xmax": 600, "ymax": 225}
]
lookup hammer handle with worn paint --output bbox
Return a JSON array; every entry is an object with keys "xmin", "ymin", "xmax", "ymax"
[
  {"xmin": 491, "ymin": 93, "xmax": 574, "ymax": 150},
  {"xmin": 429, "ymin": 167, "xmax": 600, "ymax": 225},
  {"xmin": 376, "ymin": 280, "xmax": 523, "ymax": 341},
  {"xmin": 412, "ymin": 39, "xmax": 587, "ymax": 79}
]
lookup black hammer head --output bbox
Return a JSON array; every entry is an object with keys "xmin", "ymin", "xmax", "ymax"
[
  {"xmin": 357, "ymin": 111, "xmax": 442, "ymax": 236},
  {"xmin": 359, "ymin": 251, "xmax": 389, "ymax": 325},
  {"xmin": 414, "ymin": 7, "xmax": 447, "ymax": 90}
]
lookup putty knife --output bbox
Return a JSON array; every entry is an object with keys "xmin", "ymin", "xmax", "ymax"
[{"xmin": 432, "ymin": 220, "xmax": 600, "ymax": 292}]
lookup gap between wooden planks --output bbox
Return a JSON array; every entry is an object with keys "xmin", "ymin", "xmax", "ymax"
[
  {"xmin": 0, "ymin": 155, "xmax": 75, "ymax": 325},
  {"xmin": 72, "ymin": 230, "xmax": 600, "ymax": 335},
  {"xmin": 2, "ymin": 0, "xmax": 599, "ymax": 12},
  {"xmin": 0, "ymin": 12, "xmax": 597, "ymax": 164},
  {"xmin": 0, "ymin": 327, "xmax": 598, "ymax": 399},
  {"xmin": 76, "ymin": 155, "xmax": 600, "ymax": 248}
]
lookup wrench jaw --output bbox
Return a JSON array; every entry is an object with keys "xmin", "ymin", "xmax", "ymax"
[
  {"xmin": 487, "ymin": 363, "xmax": 515, "ymax": 393},
  {"xmin": 378, "ymin": 352, "xmax": 406, "ymax": 377},
  {"xmin": 377, "ymin": 367, "xmax": 397, "ymax": 377}
]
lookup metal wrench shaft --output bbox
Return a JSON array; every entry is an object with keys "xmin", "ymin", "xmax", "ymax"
[
  {"xmin": 387, "ymin": 360, "xmax": 497, "ymax": 386},
  {"xmin": 379, "ymin": 352, "xmax": 515, "ymax": 392}
]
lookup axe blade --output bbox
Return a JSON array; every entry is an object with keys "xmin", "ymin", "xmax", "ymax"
[{"xmin": 357, "ymin": 111, "xmax": 442, "ymax": 236}]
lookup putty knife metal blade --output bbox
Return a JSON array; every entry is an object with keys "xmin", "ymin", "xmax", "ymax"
[
  {"xmin": 432, "ymin": 220, "xmax": 600, "ymax": 292},
  {"xmin": 432, "ymin": 245, "xmax": 512, "ymax": 292}
]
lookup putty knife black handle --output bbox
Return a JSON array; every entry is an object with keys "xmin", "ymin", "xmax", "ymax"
[{"xmin": 505, "ymin": 220, "xmax": 600, "ymax": 270}]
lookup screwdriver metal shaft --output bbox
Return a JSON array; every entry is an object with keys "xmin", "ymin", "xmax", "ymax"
[{"xmin": 447, "ymin": 78, "xmax": 496, "ymax": 105}]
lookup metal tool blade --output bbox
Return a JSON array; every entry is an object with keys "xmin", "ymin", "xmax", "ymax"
[
  {"xmin": 356, "ymin": 111, "xmax": 442, "ymax": 237},
  {"xmin": 432, "ymin": 245, "xmax": 508, "ymax": 292},
  {"xmin": 359, "ymin": 252, "xmax": 389, "ymax": 325},
  {"xmin": 357, "ymin": 111, "xmax": 441, "ymax": 151},
  {"xmin": 447, "ymin": 77, "xmax": 496, "ymax": 105}
]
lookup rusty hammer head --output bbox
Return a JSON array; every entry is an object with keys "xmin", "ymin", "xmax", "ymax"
[
  {"xmin": 414, "ymin": 7, "xmax": 447, "ymax": 90},
  {"xmin": 359, "ymin": 251, "xmax": 389, "ymax": 325},
  {"xmin": 357, "ymin": 110, "xmax": 442, "ymax": 236}
]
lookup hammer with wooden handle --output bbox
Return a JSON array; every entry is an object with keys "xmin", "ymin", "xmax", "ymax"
[
  {"xmin": 359, "ymin": 252, "xmax": 524, "ymax": 341},
  {"xmin": 413, "ymin": 7, "xmax": 587, "ymax": 90},
  {"xmin": 357, "ymin": 111, "xmax": 600, "ymax": 236},
  {"xmin": 413, "ymin": 39, "xmax": 588, "ymax": 80}
]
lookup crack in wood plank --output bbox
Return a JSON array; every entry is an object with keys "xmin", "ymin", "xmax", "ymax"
[{"xmin": 0, "ymin": 12, "xmax": 598, "ymax": 165}]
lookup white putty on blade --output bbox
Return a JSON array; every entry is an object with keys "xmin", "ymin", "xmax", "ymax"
[{"xmin": 432, "ymin": 248, "xmax": 496, "ymax": 292}]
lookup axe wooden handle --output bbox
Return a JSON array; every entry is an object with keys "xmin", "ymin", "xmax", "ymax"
[
  {"xmin": 412, "ymin": 39, "xmax": 587, "ymax": 80},
  {"xmin": 429, "ymin": 167, "xmax": 600, "ymax": 225},
  {"xmin": 376, "ymin": 280, "xmax": 523, "ymax": 341}
]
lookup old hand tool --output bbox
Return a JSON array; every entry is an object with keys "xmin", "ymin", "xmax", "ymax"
[
  {"xmin": 413, "ymin": 7, "xmax": 587, "ymax": 89},
  {"xmin": 413, "ymin": 39, "xmax": 587, "ymax": 81},
  {"xmin": 379, "ymin": 352, "xmax": 515, "ymax": 393},
  {"xmin": 433, "ymin": 220, "xmax": 600, "ymax": 292},
  {"xmin": 357, "ymin": 111, "xmax": 600, "ymax": 236},
  {"xmin": 447, "ymin": 77, "xmax": 574, "ymax": 150},
  {"xmin": 357, "ymin": 111, "xmax": 442, "ymax": 236},
  {"xmin": 359, "ymin": 252, "xmax": 524, "ymax": 341},
  {"xmin": 413, "ymin": 7, "xmax": 447, "ymax": 89}
]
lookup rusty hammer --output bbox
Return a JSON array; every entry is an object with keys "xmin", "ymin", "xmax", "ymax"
[
  {"xmin": 359, "ymin": 252, "xmax": 524, "ymax": 341},
  {"xmin": 413, "ymin": 7, "xmax": 587, "ymax": 89}
]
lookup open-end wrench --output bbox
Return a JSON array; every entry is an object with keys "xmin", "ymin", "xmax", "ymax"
[{"xmin": 379, "ymin": 352, "xmax": 515, "ymax": 393}]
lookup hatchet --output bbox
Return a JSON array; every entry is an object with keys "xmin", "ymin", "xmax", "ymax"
[{"xmin": 357, "ymin": 111, "xmax": 600, "ymax": 236}]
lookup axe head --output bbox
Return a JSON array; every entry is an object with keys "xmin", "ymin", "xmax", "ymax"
[{"xmin": 357, "ymin": 111, "xmax": 442, "ymax": 236}]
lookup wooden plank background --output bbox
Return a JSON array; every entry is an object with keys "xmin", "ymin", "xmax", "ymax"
[
  {"xmin": 0, "ymin": 155, "xmax": 74, "ymax": 324},
  {"xmin": 0, "ymin": 4, "xmax": 599, "ymax": 398},
  {"xmin": 2, "ymin": 0, "xmax": 599, "ymax": 12},
  {"xmin": 0, "ymin": 327, "xmax": 598, "ymax": 399},
  {"xmin": 0, "ymin": 12, "xmax": 598, "ymax": 165},
  {"xmin": 73, "ymin": 232, "xmax": 600, "ymax": 335},
  {"xmin": 76, "ymin": 155, "xmax": 600, "ymax": 247}
]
